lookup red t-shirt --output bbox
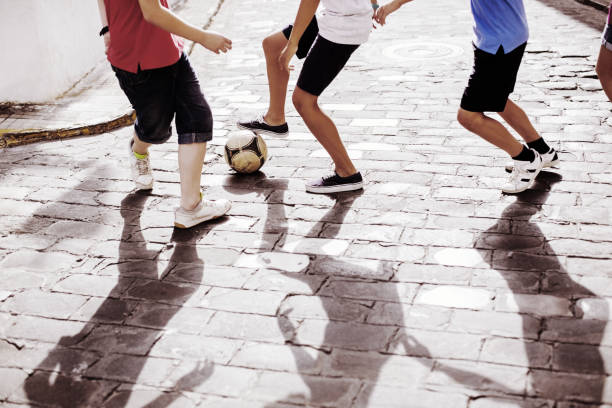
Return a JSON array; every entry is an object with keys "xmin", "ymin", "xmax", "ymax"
[{"xmin": 104, "ymin": 0, "xmax": 183, "ymax": 73}]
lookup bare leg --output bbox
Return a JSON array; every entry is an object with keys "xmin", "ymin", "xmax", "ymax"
[
  {"xmin": 262, "ymin": 32, "xmax": 291, "ymax": 125},
  {"xmin": 293, "ymin": 87, "xmax": 356, "ymax": 177},
  {"xmin": 132, "ymin": 131, "xmax": 151, "ymax": 155},
  {"xmin": 498, "ymin": 99, "xmax": 540, "ymax": 143},
  {"xmin": 178, "ymin": 143, "xmax": 207, "ymax": 210},
  {"xmin": 597, "ymin": 45, "xmax": 612, "ymax": 102},
  {"xmin": 457, "ymin": 108, "xmax": 523, "ymax": 157}
]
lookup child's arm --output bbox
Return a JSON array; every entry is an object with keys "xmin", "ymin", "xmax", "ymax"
[
  {"xmin": 279, "ymin": 0, "xmax": 320, "ymax": 72},
  {"xmin": 137, "ymin": 0, "xmax": 231, "ymax": 54},
  {"xmin": 375, "ymin": 0, "xmax": 413, "ymax": 25},
  {"xmin": 96, "ymin": 0, "xmax": 110, "ymax": 54}
]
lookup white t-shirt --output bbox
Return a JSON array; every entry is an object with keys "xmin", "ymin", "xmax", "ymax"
[{"xmin": 317, "ymin": 0, "xmax": 372, "ymax": 45}]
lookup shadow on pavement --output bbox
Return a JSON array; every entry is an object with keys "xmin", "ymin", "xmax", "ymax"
[
  {"xmin": 475, "ymin": 171, "xmax": 607, "ymax": 405},
  {"xmin": 535, "ymin": 0, "xmax": 605, "ymax": 31},
  {"xmin": 244, "ymin": 179, "xmax": 516, "ymax": 407},
  {"xmin": 23, "ymin": 191, "xmax": 214, "ymax": 407}
]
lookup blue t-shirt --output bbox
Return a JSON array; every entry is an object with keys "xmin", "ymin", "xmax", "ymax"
[{"xmin": 471, "ymin": 0, "xmax": 529, "ymax": 55}]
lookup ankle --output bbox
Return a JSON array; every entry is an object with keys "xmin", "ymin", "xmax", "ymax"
[
  {"xmin": 264, "ymin": 113, "xmax": 286, "ymax": 125},
  {"xmin": 335, "ymin": 167, "xmax": 357, "ymax": 178},
  {"xmin": 181, "ymin": 196, "xmax": 201, "ymax": 211}
]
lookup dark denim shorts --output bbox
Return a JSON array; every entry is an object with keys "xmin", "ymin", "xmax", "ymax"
[
  {"xmin": 460, "ymin": 42, "xmax": 526, "ymax": 113},
  {"xmin": 112, "ymin": 53, "xmax": 213, "ymax": 145}
]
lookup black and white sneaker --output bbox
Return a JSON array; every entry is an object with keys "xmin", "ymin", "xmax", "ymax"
[
  {"xmin": 237, "ymin": 114, "xmax": 289, "ymax": 137},
  {"xmin": 506, "ymin": 147, "xmax": 559, "ymax": 172},
  {"xmin": 305, "ymin": 172, "xmax": 364, "ymax": 194}
]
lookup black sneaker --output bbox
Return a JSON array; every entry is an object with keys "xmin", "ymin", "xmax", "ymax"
[
  {"xmin": 306, "ymin": 172, "xmax": 364, "ymax": 194},
  {"xmin": 237, "ymin": 114, "xmax": 289, "ymax": 137}
]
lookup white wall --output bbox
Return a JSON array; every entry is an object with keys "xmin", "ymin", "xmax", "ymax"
[{"xmin": 0, "ymin": 1, "xmax": 105, "ymax": 103}]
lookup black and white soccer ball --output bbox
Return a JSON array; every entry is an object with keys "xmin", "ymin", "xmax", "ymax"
[{"xmin": 224, "ymin": 131, "xmax": 268, "ymax": 173}]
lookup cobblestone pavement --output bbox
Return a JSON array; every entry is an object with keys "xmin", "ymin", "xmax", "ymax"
[{"xmin": 1, "ymin": 0, "xmax": 612, "ymax": 407}]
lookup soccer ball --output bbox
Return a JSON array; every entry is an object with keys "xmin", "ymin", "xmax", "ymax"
[{"xmin": 224, "ymin": 131, "xmax": 268, "ymax": 173}]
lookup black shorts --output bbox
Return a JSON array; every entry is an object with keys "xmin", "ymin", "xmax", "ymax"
[
  {"xmin": 112, "ymin": 53, "xmax": 213, "ymax": 145},
  {"xmin": 460, "ymin": 42, "xmax": 527, "ymax": 113},
  {"xmin": 282, "ymin": 19, "xmax": 359, "ymax": 97}
]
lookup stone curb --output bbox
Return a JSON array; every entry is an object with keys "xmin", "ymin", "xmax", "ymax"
[
  {"xmin": 1, "ymin": 0, "xmax": 224, "ymax": 149},
  {"xmin": 576, "ymin": 0, "xmax": 609, "ymax": 12}
]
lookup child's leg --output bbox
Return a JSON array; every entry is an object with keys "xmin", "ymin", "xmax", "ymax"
[
  {"xmin": 132, "ymin": 131, "xmax": 152, "ymax": 155},
  {"xmin": 457, "ymin": 108, "xmax": 523, "ymax": 157},
  {"xmin": 293, "ymin": 87, "xmax": 356, "ymax": 177},
  {"xmin": 597, "ymin": 45, "xmax": 612, "ymax": 102},
  {"xmin": 178, "ymin": 143, "xmax": 207, "ymax": 210},
  {"xmin": 262, "ymin": 32, "xmax": 290, "ymax": 125},
  {"xmin": 498, "ymin": 99, "xmax": 539, "ymax": 144}
]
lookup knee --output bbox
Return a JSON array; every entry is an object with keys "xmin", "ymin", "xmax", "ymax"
[
  {"xmin": 292, "ymin": 91, "xmax": 311, "ymax": 114},
  {"xmin": 262, "ymin": 34, "xmax": 279, "ymax": 56},
  {"xmin": 457, "ymin": 109, "xmax": 483, "ymax": 131}
]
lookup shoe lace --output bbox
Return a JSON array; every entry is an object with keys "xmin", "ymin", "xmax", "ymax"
[{"xmin": 135, "ymin": 157, "xmax": 150, "ymax": 176}]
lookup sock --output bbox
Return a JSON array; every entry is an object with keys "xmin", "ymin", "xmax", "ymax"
[
  {"xmin": 527, "ymin": 137, "xmax": 550, "ymax": 154},
  {"xmin": 512, "ymin": 145, "xmax": 535, "ymax": 162},
  {"xmin": 133, "ymin": 151, "xmax": 147, "ymax": 160}
]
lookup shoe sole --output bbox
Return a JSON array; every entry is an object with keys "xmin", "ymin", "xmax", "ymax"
[
  {"xmin": 237, "ymin": 123, "xmax": 289, "ymax": 137},
  {"xmin": 305, "ymin": 182, "xmax": 364, "ymax": 194}
]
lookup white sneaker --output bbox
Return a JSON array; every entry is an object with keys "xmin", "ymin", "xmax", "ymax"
[
  {"xmin": 174, "ymin": 198, "xmax": 231, "ymax": 228},
  {"xmin": 128, "ymin": 140, "xmax": 154, "ymax": 190},
  {"xmin": 505, "ymin": 147, "xmax": 559, "ymax": 172},
  {"xmin": 501, "ymin": 149, "xmax": 543, "ymax": 194}
]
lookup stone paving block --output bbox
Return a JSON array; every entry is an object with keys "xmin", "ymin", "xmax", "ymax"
[
  {"xmin": 346, "ymin": 242, "xmax": 425, "ymax": 262},
  {"xmin": 326, "ymin": 349, "xmax": 433, "ymax": 386},
  {"xmin": 395, "ymin": 263, "xmax": 472, "ymax": 285},
  {"xmin": 53, "ymin": 274, "xmax": 132, "ymax": 298},
  {"xmin": 542, "ymin": 318, "xmax": 611, "ymax": 346},
  {"xmin": 415, "ymin": 284, "xmax": 494, "ymax": 310},
  {"xmin": 354, "ymin": 384, "xmax": 469, "ymax": 408},
  {"xmin": 125, "ymin": 279, "xmax": 205, "ymax": 305},
  {"xmin": 389, "ymin": 330, "xmax": 483, "ymax": 361},
  {"xmin": 469, "ymin": 396, "xmax": 553, "ymax": 408},
  {"xmin": 42, "ymin": 220, "xmax": 120, "ymax": 240},
  {"xmin": 319, "ymin": 279, "xmax": 417, "ymax": 303},
  {"xmin": 86, "ymin": 354, "xmax": 176, "ymax": 385},
  {"xmin": 528, "ymin": 370, "xmax": 607, "ymax": 403},
  {"xmin": 0, "ymin": 249, "xmax": 78, "ymax": 273},
  {"xmin": 496, "ymin": 292, "xmax": 572, "ymax": 317},
  {"xmin": 552, "ymin": 343, "xmax": 609, "ymax": 375},
  {"xmin": 0, "ymin": 268, "xmax": 58, "ymax": 292},
  {"xmin": 480, "ymin": 337, "xmax": 552, "ymax": 369},
  {"xmin": 428, "ymin": 247, "xmax": 488, "ymax": 268},
  {"xmin": 280, "ymin": 294, "xmax": 372, "ymax": 323},
  {"xmin": 199, "ymin": 287, "xmax": 285, "ymax": 315},
  {"xmin": 78, "ymin": 324, "xmax": 160, "ymax": 355},
  {"xmin": 1, "ymin": 289, "xmax": 88, "ymax": 319},
  {"xmin": 234, "ymin": 252, "xmax": 310, "ymax": 273},
  {"xmin": 279, "ymin": 236, "xmax": 349, "ymax": 256},
  {"xmin": 449, "ymin": 309, "xmax": 540, "ymax": 340},
  {"xmin": 230, "ymin": 341, "xmax": 325, "ymax": 374},
  {"xmin": 242, "ymin": 269, "xmax": 325, "ymax": 294},
  {"xmin": 309, "ymin": 256, "xmax": 395, "ymax": 280},
  {"xmin": 5, "ymin": 315, "xmax": 89, "ymax": 345},
  {"xmin": 0, "ymin": 367, "xmax": 29, "ymax": 400},
  {"xmin": 295, "ymin": 319, "xmax": 396, "ymax": 352},
  {"xmin": 0, "ymin": 233, "xmax": 56, "ymax": 251},
  {"xmin": 167, "ymin": 362, "xmax": 259, "ymax": 398},
  {"xmin": 204, "ymin": 311, "xmax": 288, "ymax": 343},
  {"xmin": 102, "ymin": 388, "xmax": 197, "ymax": 408},
  {"xmin": 248, "ymin": 370, "xmax": 359, "ymax": 408}
]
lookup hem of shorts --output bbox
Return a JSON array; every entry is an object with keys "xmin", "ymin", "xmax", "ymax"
[
  {"xmin": 603, "ymin": 38, "xmax": 612, "ymax": 52},
  {"xmin": 178, "ymin": 131, "xmax": 213, "ymax": 144},
  {"xmin": 134, "ymin": 126, "xmax": 171, "ymax": 145},
  {"xmin": 460, "ymin": 99, "xmax": 508, "ymax": 113}
]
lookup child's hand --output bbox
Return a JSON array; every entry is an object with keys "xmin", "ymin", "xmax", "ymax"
[
  {"xmin": 199, "ymin": 31, "xmax": 232, "ymax": 54},
  {"xmin": 375, "ymin": 0, "xmax": 402, "ymax": 25},
  {"xmin": 278, "ymin": 41, "xmax": 298, "ymax": 73},
  {"xmin": 103, "ymin": 33, "xmax": 110, "ymax": 55}
]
